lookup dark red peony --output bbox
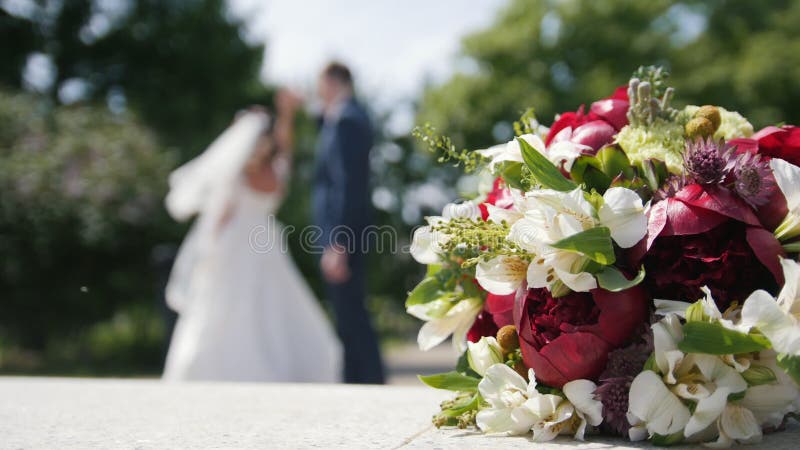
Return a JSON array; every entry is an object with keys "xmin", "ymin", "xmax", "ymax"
[
  {"xmin": 513, "ymin": 285, "xmax": 648, "ymax": 388},
  {"xmin": 633, "ymin": 184, "xmax": 784, "ymax": 309},
  {"xmin": 545, "ymin": 86, "xmax": 629, "ymax": 150}
]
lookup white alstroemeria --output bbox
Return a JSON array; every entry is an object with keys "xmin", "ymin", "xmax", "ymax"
[
  {"xmin": 705, "ymin": 404, "xmax": 762, "ymax": 448},
  {"xmin": 466, "ymin": 337, "xmax": 504, "ymax": 377},
  {"xmin": 442, "ymin": 201, "xmax": 482, "ymax": 220},
  {"xmin": 408, "ymin": 297, "xmax": 482, "ymax": 353},
  {"xmin": 654, "ymin": 299, "xmax": 691, "ymax": 317},
  {"xmin": 476, "ymin": 364, "xmax": 543, "ymax": 435},
  {"xmin": 507, "ymin": 188, "xmax": 599, "ymax": 293},
  {"xmin": 475, "ymin": 255, "xmax": 529, "ymax": 295},
  {"xmin": 561, "ymin": 379, "xmax": 603, "ymax": 440},
  {"xmin": 485, "ymin": 203, "xmax": 524, "ymax": 225},
  {"xmin": 409, "ymin": 201, "xmax": 481, "ymax": 264},
  {"xmin": 409, "ymin": 225, "xmax": 443, "ymax": 264},
  {"xmin": 684, "ymin": 386, "xmax": 731, "ymax": 438},
  {"xmin": 597, "ymin": 187, "xmax": 647, "ymax": 248},
  {"xmin": 652, "ymin": 314, "xmax": 685, "ymax": 378},
  {"xmin": 740, "ymin": 257, "xmax": 800, "ymax": 356},
  {"xmin": 627, "ymin": 370, "xmax": 692, "ymax": 441},
  {"xmin": 477, "ymin": 134, "xmax": 543, "ymax": 171},
  {"xmin": 769, "ymin": 158, "xmax": 800, "ymax": 240}
]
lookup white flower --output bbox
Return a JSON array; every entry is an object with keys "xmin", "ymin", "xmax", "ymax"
[
  {"xmin": 507, "ymin": 188, "xmax": 598, "ymax": 293},
  {"xmin": 770, "ymin": 158, "xmax": 800, "ymax": 241},
  {"xmin": 740, "ymin": 257, "xmax": 800, "ymax": 356},
  {"xmin": 597, "ymin": 187, "xmax": 647, "ymax": 248},
  {"xmin": 705, "ymin": 404, "xmax": 762, "ymax": 448},
  {"xmin": 627, "ymin": 370, "xmax": 691, "ymax": 440},
  {"xmin": 476, "ymin": 364, "xmax": 602, "ymax": 440},
  {"xmin": 408, "ymin": 297, "xmax": 482, "ymax": 353},
  {"xmin": 409, "ymin": 201, "xmax": 481, "ymax": 265},
  {"xmin": 475, "ymin": 255, "xmax": 528, "ymax": 295},
  {"xmin": 477, "ymin": 132, "xmax": 583, "ymax": 172},
  {"xmin": 466, "ymin": 337, "xmax": 504, "ymax": 377},
  {"xmin": 476, "ymin": 364, "xmax": 542, "ymax": 435}
]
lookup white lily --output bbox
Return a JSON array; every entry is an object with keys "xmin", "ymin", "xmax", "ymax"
[
  {"xmin": 476, "ymin": 364, "xmax": 543, "ymax": 435},
  {"xmin": 466, "ymin": 337, "xmax": 504, "ymax": 377},
  {"xmin": 408, "ymin": 297, "xmax": 482, "ymax": 353},
  {"xmin": 597, "ymin": 187, "xmax": 647, "ymax": 248},
  {"xmin": 740, "ymin": 257, "xmax": 800, "ymax": 355},
  {"xmin": 627, "ymin": 370, "xmax": 691, "ymax": 440},
  {"xmin": 475, "ymin": 255, "xmax": 529, "ymax": 295},
  {"xmin": 477, "ymin": 134, "xmax": 541, "ymax": 171},
  {"xmin": 769, "ymin": 158, "xmax": 800, "ymax": 240}
]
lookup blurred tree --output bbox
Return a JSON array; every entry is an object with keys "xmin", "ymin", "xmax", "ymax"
[
  {"xmin": 1, "ymin": 0, "xmax": 269, "ymax": 159},
  {"xmin": 417, "ymin": 0, "xmax": 800, "ymax": 150},
  {"xmin": 0, "ymin": 90, "xmax": 174, "ymax": 352}
]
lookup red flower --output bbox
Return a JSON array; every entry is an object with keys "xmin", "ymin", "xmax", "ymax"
[
  {"xmin": 633, "ymin": 184, "xmax": 784, "ymax": 309},
  {"xmin": 479, "ymin": 177, "xmax": 514, "ymax": 220},
  {"xmin": 513, "ymin": 285, "xmax": 648, "ymax": 388},
  {"xmin": 546, "ymin": 86, "xmax": 629, "ymax": 149},
  {"xmin": 752, "ymin": 125, "xmax": 800, "ymax": 166},
  {"xmin": 466, "ymin": 292, "xmax": 515, "ymax": 342}
]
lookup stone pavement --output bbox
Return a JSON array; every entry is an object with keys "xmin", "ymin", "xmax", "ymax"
[{"xmin": 1, "ymin": 376, "xmax": 798, "ymax": 449}]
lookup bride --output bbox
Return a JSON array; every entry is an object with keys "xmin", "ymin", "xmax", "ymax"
[{"xmin": 162, "ymin": 93, "xmax": 342, "ymax": 382}]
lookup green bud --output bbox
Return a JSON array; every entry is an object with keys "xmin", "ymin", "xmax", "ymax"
[
  {"xmin": 742, "ymin": 363, "xmax": 778, "ymax": 386},
  {"xmin": 685, "ymin": 300, "xmax": 708, "ymax": 322}
]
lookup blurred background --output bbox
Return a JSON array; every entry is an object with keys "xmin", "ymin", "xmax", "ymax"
[{"xmin": 1, "ymin": 0, "xmax": 799, "ymax": 378}]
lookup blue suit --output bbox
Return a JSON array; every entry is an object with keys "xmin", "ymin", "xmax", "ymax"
[{"xmin": 313, "ymin": 97, "xmax": 385, "ymax": 384}]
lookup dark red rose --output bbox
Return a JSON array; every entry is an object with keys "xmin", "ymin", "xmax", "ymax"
[
  {"xmin": 513, "ymin": 285, "xmax": 648, "ymax": 388},
  {"xmin": 546, "ymin": 86, "xmax": 629, "ymax": 148},
  {"xmin": 479, "ymin": 177, "xmax": 514, "ymax": 220},
  {"xmin": 633, "ymin": 184, "xmax": 784, "ymax": 309}
]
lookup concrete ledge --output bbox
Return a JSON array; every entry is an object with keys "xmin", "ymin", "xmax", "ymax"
[{"xmin": 0, "ymin": 377, "xmax": 797, "ymax": 449}]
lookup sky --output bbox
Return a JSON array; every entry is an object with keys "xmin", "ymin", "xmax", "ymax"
[{"xmin": 228, "ymin": 0, "xmax": 507, "ymax": 134}]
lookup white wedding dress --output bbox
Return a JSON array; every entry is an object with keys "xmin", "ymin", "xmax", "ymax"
[{"xmin": 162, "ymin": 112, "xmax": 342, "ymax": 382}]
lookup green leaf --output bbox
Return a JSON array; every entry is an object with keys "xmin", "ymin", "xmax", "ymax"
[
  {"xmin": 595, "ymin": 145, "xmax": 635, "ymax": 179},
  {"xmin": 518, "ymin": 137, "xmax": 577, "ymax": 192},
  {"xmin": 426, "ymin": 264, "xmax": 443, "ymax": 277},
  {"xmin": 643, "ymin": 353, "xmax": 657, "ymax": 372},
  {"xmin": 678, "ymin": 322, "xmax": 771, "ymax": 355},
  {"xmin": 651, "ymin": 431, "xmax": 684, "ymax": 446},
  {"xmin": 498, "ymin": 161, "xmax": 526, "ymax": 190},
  {"xmin": 596, "ymin": 265, "xmax": 645, "ymax": 291},
  {"xmin": 439, "ymin": 393, "xmax": 480, "ymax": 417},
  {"xmin": 419, "ymin": 371, "xmax": 480, "ymax": 392},
  {"xmin": 777, "ymin": 353, "xmax": 800, "ymax": 386},
  {"xmin": 571, "ymin": 156, "xmax": 612, "ymax": 192},
  {"xmin": 456, "ymin": 351, "xmax": 481, "ymax": 378},
  {"xmin": 551, "ymin": 226, "xmax": 616, "ymax": 265},
  {"xmin": 406, "ymin": 276, "xmax": 445, "ymax": 307}
]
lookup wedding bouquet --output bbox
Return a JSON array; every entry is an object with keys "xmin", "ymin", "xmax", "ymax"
[{"xmin": 407, "ymin": 66, "xmax": 800, "ymax": 447}]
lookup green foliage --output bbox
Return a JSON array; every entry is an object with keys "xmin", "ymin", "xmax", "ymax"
[
  {"xmin": 777, "ymin": 353, "xmax": 800, "ymax": 386},
  {"xmin": 551, "ymin": 227, "xmax": 616, "ymax": 265},
  {"xmin": 419, "ymin": 371, "xmax": 480, "ymax": 392},
  {"xmin": 413, "ymin": 123, "xmax": 485, "ymax": 172},
  {"xmin": 417, "ymin": 0, "xmax": 800, "ymax": 149},
  {"xmin": 0, "ymin": 90, "xmax": 174, "ymax": 351},
  {"xmin": 678, "ymin": 321, "xmax": 771, "ymax": 355},
  {"xmin": 518, "ymin": 136, "xmax": 576, "ymax": 191},
  {"xmin": 596, "ymin": 265, "xmax": 646, "ymax": 292}
]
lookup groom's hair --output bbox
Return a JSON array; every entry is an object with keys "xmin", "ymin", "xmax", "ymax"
[{"xmin": 322, "ymin": 61, "xmax": 353, "ymax": 88}]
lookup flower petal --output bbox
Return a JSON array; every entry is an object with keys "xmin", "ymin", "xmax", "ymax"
[
  {"xmin": 599, "ymin": 187, "xmax": 647, "ymax": 248},
  {"xmin": 770, "ymin": 157, "xmax": 800, "ymax": 210},
  {"xmin": 628, "ymin": 371, "xmax": 691, "ymax": 437},
  {"xmin": 741, "ymin": 290, "xmax": 800, "ymax": 355},
  {"xmin": 476, "ymin": 256, "xmax": 528, "ymax": 295},
  {"xmin": 476, "ymin": 408, "xmax": 517, "ymax": 435},
  {"xmin": 479, "ymin": 363, "xmax": 529, "ymax": 403},
  {"xmin": 563, "ymin": 379, "xmax": 603, "ymax": 427},
  {"xmin": 684, "ymin": 387, "xmax": 730, "ymax": 438},
  {"xmin": 409, "ymin": 226, "xmax": 440, "ymax": 264}
]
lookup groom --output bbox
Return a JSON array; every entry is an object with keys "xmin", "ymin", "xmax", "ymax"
[{"xmin": 313, "ymin": 62, "xmax": 385, "ymax": 384}]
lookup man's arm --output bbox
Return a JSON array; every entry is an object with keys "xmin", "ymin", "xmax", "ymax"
[{"xmin": 325, "ymin": 115, "xmax": 366, "ymax": 248}]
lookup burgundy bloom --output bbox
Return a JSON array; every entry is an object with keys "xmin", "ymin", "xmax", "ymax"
[
  {"xmin": 683, "ymin": 137, "xmax": 734, "ymax": 185},
  {"xmin": 513, "ymin": 285, "xmax": 648, "ymax": 388},
  {"xmin": 633, "ymin": 184, "xmax": 784, "ymax": 309},
  {"xmin": 546, "ymin": 86, "xmax": 630, "ymax": 148},
  {"xmin": 467, "ymin": 309, "xmax": 499, "ymax": 343},
  {"xmin": 595, "ymin": 377, "xmax": 633, "ymax": 436},
  {"xmin": 733, "ymin": 152, "xmax": 776, "ymax": 208}
]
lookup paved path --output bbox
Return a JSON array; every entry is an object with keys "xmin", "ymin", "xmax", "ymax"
[{"xmin": 1, "ymin": 377, "xmax": 798, "ymax": 449}]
